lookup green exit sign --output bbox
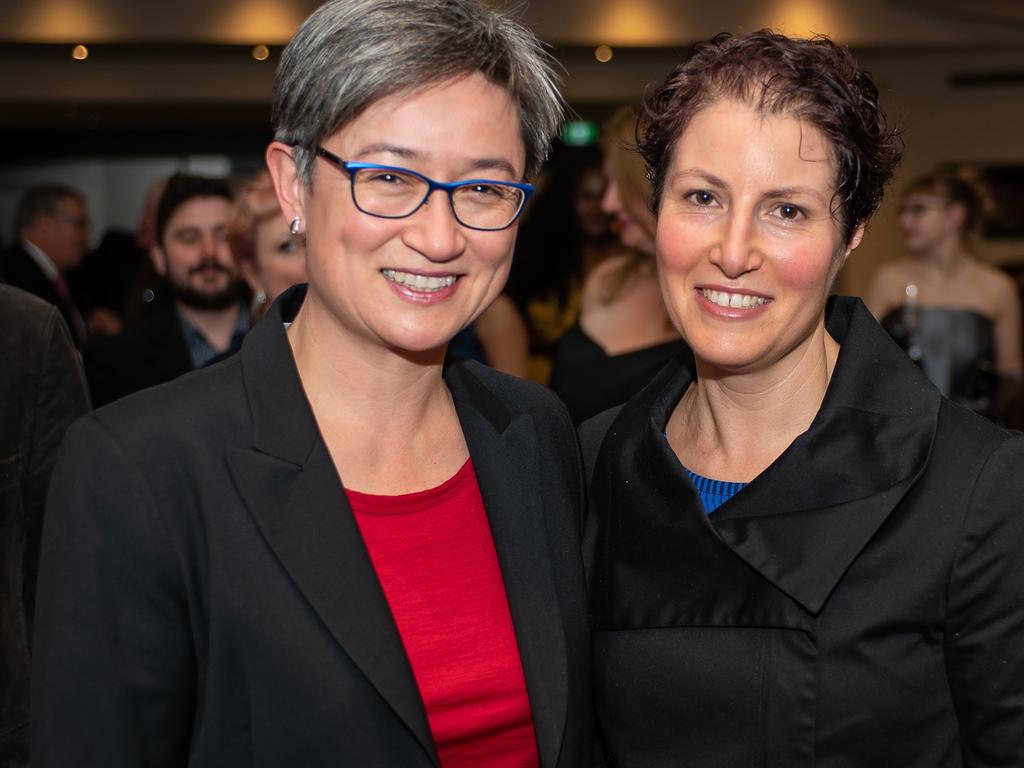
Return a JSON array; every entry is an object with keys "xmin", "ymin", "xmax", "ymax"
[{"xmin": 562, "ymin": 120, "xmax": 599, "ymax": 146}]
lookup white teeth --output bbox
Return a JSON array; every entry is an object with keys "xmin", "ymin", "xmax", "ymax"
[
  {"xmin": 382, "ymin": 269, "xmax": 457, "ymax": 292},
  {"xmin": 701, "ymin": 289, "xmax": 768, "ymax": 309}
]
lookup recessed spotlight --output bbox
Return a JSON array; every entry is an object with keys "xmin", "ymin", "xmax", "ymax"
[
  {"xmin": 252, "ymin": 44, "xmax": 270, "ymax": 62},
  {"xmin": 595, "ymin": 44, "xmax": 613, "ymax": 63},
  {"xmin": 72, "ymin": 44, "xmax": 89, "ymax": 61}
]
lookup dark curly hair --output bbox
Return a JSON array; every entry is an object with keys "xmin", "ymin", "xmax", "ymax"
[{"xmin": 638, "ymin": 30, "xmax": 903, "ymax": 244}]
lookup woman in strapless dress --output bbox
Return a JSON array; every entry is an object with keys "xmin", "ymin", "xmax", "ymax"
[{"xmin": 865, "ymin": 172, "xmax": 1022, "ymax": 416}]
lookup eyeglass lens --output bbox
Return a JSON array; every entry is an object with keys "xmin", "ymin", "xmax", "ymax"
[{"xmin": 351, "ymin": 168, "xmax": 524, "ymax": 230}]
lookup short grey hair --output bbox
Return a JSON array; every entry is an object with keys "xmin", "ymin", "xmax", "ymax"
[{"xmin": 272, "ymin": 0, "xmax": 564, "ymax": 185}]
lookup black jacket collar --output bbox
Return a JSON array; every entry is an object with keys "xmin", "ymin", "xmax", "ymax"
[
  {"xmin": 590, "ymin": 297, "xmax": 940, "ymax": 620},
  {"xmin": 228, "ymin": 285, "xmax": 568, "ymax": 767}
]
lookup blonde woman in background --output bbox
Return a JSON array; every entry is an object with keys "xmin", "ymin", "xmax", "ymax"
[{"xmin": 549, "ymin": 107, "xmax": 684, "ymax": 424}]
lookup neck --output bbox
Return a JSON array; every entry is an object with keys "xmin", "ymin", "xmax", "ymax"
[
  {"xmin": 917, "ymin": 237, "xmax": 970, "ymax": 276},
  {"xmin": 177, "ymin": 302, "xmax": 241, "ymax": 353},
  {"xmin": 288, "ymin": 288, "xmax": 450, "ymax": 435},
  {"xmin": 669, "ymin": 322, "xmax": 838, "ymax": 482}
]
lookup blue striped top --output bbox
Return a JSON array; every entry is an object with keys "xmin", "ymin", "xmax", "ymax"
[{"xmin": 683, "ymin": 467, "xmax": 746, "ymax": 515}]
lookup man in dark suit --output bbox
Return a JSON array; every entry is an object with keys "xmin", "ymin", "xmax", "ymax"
[
  {"xmin": 0, "ymin": 285, "xmax": 90, "ymax": 766},
  {"xmin": 83, "ymin": 174, "xmax": 249, "ymax": 407},
  {"xmin": 0, "ymin": 185, "xmax": 91, "ymax": 347}
]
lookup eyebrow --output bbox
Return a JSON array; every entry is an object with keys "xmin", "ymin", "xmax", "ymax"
[
  {"xmin": 669, "ymin": 168, "xmax": 727, "ymax": 188},
  {"xmin": 670, "ymin": 169, "xmax": 827, "ymax": 203},
  {"xmin": 351, "ymin": 143, "xmax": 520, "ymax": 178}
]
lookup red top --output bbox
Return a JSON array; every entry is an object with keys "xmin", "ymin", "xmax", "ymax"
[{"xmin": 347, "ymin": 459, "xmax": 540, "ymax": 768}]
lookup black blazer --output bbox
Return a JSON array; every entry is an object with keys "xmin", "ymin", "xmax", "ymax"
[
  {"xmin": 33, "ymin": 286, "xmax": 592, "ymax": 767},
  {"xmin": 1, "ymin": 243, "xmax": 87, "ymax": 347},
  {"xmin": 82, "ymin": 293, "xmax": 195, "ymax": 407},
  {"xmin": 583, "ymin": 297, "xmax": 1024, "ymax": 767},
  {"xmin": 0, "ymin": 286, "xmax": 89, "ymax": 765}
]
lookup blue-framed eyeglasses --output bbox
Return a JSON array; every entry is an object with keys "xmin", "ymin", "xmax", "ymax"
[{"xmin": 314, "ymin": 146, "xmax": 533, "ymax": 232}]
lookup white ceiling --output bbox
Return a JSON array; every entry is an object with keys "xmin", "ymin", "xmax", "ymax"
[{"xmin": 2, "ymin": 0, "xmax": 1024, "ymax": 47}]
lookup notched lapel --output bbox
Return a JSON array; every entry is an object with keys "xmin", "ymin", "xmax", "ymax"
[
  {"xmin": 226, "ymin": 445, "xmax": 439, "ymax": 765},
  {"xmin": 230, "ymin": 287, "xmax": 439, "ymax": 766},
  {"xmin": 452, "ymin": 368, "xmax": 568, "ymax": 768}
]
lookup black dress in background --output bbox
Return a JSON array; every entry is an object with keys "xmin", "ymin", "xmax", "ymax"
[
  {"xmin": 880, "ymin": 306, "xmax": 998, "ymax": 414},
  {"xmin": 549, "ymin": 324, "xmax": 687, "ymax": 424}
]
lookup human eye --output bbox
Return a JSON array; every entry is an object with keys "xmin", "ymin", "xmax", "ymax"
[
  {"xmin": 174, "ymin": 228, "xmax": 199, "ymax": 245},
  {"xmin": 366, "ymin": 170, "xmax": 406, "ymax": 185},
  {"xmin": 685, "ymin": 189, "xmax": 718, "ymax": 208},
  {"xmin": 467, "ymin": 182, "xmax": 513, "ymax": 200},
  {"xmin": 359, "ymin": 167, "xmax": 417, "ymax": 190},
  {"xmin": 769, "ymin": 202, "xmax": 806, "ymax": 221},
  {"xmin": 277, "ymin": 237, "xmax": 301, "ymax": 255}
]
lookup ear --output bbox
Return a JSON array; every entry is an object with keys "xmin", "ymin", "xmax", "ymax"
[
  {"xmin": 266, "ymin": 141, "xmax": 306, "ymax": 229},
  {"xmin": 841, "ymin": 221, "xmax": 867, "ymax": 265},
  {"xmin": 150, "ymin": 242, "xmax": 168, "ymax": 277}
]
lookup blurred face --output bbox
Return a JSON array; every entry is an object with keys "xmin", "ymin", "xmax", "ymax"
[
  {"xmin": 574, "ymin": 167, "xmax": 611, "ymax": 238},
  {"xmin": 153, "ymin": 196, "xmax": 245, "ymax": 310},
  {"xmin": 276, "ymin": 73, "xmax": 525, "ymax": 356},
  {"xmin": 32, "ymin": 195, "xmax": 90, "ymax": 272},
  {"xmin": 251, "ymin": 215, "xmax": 307, "ymax": 304},
  {"xmin": 656, "ymin": 99, "xmax": 862, "ymax": 377},
  {"xmin": 898, "ymin": 191, "xmax": 959, "ymax": 253},
  {"xmin": 602, "ymin": 162, "xmax": 656, "ymax": 254}
]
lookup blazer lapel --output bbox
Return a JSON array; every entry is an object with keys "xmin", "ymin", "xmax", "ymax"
[
  {"xmin": 226, "ymin": 287, "xmax": 438, "ymax": 766},
  {"xmin": 448, "ymin": 363, "xmax": 568, "ymax": 768}
]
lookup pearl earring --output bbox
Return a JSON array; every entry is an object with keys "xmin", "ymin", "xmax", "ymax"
[{"xmin": 289, "ymin": 216, "xmax": 302, "ymax": 235}]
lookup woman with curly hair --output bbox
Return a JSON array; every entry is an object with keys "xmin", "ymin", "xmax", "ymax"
[{"xmin": 584, "ymin": 30, "xmax": 1024, "ymax": 766}]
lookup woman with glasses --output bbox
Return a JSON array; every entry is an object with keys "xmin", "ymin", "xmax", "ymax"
[
  {"xmin": 33, "ymin": 1, "xmax": 592, "ymax": 765},
  {"xmin": 583, "ymin": 31, "xmax": 1024, "ymax": 766},
  {"xmin": 866, "ymin": 172, "xmax": 1022, "ymax": 418}
]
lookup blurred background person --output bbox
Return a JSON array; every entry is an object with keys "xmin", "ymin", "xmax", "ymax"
[
  {"xmin": 548, "ymin": 107, "xmax": 683, "ymax": 424},
  {"xmin": 0, "ymin": 185, "xmax": 91, "ymax": 347},
  {"xmin": 71, "ymin": 178, "xmax": 170, "ymax": 335},
  {"xmin": 228, "ymin": 170, "xmax": 308, "ymax": 320},
  {"xmin": 83, "ymin": 173, "xmax": 248, "ymax": 407},
  {"xmin": 866, "ymin": 171, "xmax": 1022, "ymax": 419},
  {"xmin": 446, "ymin": 293, "xmax": 530, "ymax": 377},
  {"xmin": 584, "ymin": 30, "xmax": 1024, "ymax": 766},
  {"xmin": 508, "ymin": 146, "xmax": 618, "ymax": 382},
  {"xmin": 0, "ymin": 285, "xmax": 89, "ymax": 767}
]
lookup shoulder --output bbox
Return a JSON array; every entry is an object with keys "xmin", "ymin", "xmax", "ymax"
[
  {"xmin": 578, "ymin": 405, "xmax": 625, "ymax": 483},
  {"xmin": 89, "ymin": 354, "xmax": 249, "ymax": 457},
  {"xmin": 864, "ymin": 259, "xmax": 912, "ymax": 315},
  {"xmin": 971, "ymin": 259, "xmax": 1019, "ymax": 303},
  {"xmin": 451, "ymin": 359, "xmax": 571, "ymax": 426},
  {"xmin": 580, "ymin": 252, "xmax": 634, "ymax": 308},
  {"xmin": 0, "ymin": 284, "xmax": 61, "ymax": 344}
]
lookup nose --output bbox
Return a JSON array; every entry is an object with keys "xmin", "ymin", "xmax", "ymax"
[
  {"xmin": 708, "ymin": 212, "xmax": 763, "ymax": 278},
  {"xmin": 402, "ymin": 189, "xmax": 466, "ymax": 262},
  {"xmin": 601, "ymin": 179, "xmax": 622, "ymax": 216}
]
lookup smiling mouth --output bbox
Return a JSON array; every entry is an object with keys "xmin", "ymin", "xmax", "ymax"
[
  {"xmin": 382, "ymin": 269, "xmax": 458, "ymax": 293},
  {"xmin": 700, "ymin": 288, "xmax": 769, "ymax": 309}
]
